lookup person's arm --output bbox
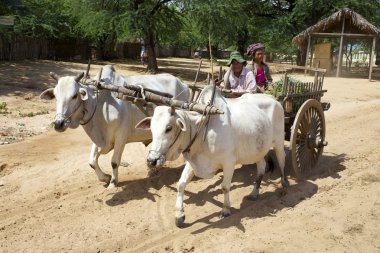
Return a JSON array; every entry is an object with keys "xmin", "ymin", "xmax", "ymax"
[
  {"xmin": 245, "ymin": 71, "xmax": 258, "ymax": 94},
  {"xmin": 223, "ymin": 68, "xmax": 232, "ymax": 90},
  {"xmin": 265, "ymin": 64, "xmax": 273, "ymax": 83}
]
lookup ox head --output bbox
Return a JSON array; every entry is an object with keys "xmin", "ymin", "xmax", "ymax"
[
  {"xmin": 40, "ymin": 72, "xmax": 87, "ymax": 132},
  {"xmin": 136, "ymin": 106, "xmax": 187, "ymax": 169}
]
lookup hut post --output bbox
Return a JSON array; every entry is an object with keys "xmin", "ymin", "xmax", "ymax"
[
  {"xmin": 369, "ymin": 36, "xmax": 376, "ymax": 81},
  {"xmin": 304, "ymin": 35, "xmax": 311, "ymax": 74},
  {"xmin": 336, "ymin": 17, "xmax": 346, "ymax": 77},
  {"xmin": 314, "ymin": 61, "xmax": 320, "ymax": 86}
]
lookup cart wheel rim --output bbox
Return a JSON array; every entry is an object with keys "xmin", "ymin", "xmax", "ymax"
[{"xmin": 290, "ymin": 99, "xmax": 326, "ymax": 179}]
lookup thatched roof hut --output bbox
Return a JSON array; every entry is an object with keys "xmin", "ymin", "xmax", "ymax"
[
  {"xmin": 292, "ymin": 8, "xmax": 380, "ymax": 80},
  {"xmin": 293, "ymin": 8, "xmax": 380, "ymax": 50}
]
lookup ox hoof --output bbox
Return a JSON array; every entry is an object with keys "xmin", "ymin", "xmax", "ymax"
[
  {"xmin": 107, "ymin": 181, "xmax": 117, "ymax": 189},
  {"xmin": 175, "ymin": 215, "xmax": 185, "ymax": 228},
  {"xmin": 219, "ymin": 210, "xmax": 231, "ymax": 219},
  {"xmin": 248, "ymin": 194, "xmax": 259, "ymax": 201},
  {"xmin": 281, "ymin": 179, "xmax": 290, "ymax": 188}
]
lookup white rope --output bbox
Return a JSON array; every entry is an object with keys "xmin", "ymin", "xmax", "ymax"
[
  {"xmin": 138, "ymin": 85, "xmax": 146, "ymax": 100},
  {"xmin": 173, "ymin": 86, "xmax": 188, "ymax": 100}
]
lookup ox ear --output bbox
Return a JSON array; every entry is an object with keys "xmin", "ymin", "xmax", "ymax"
[
  {"xmin": 40, "ymin": 88, "xmax": 55, "ymax": 100},
  {"xmin": 135, "ymin": 117, "xmax": 152, "ymax": 130},
  {"xmin": 176, "ymin": 118, "xmax": 187, "ymax": 132},
  {"xmin": 79, "ymin": 88, "xmax": 88, "ymax": 101}
]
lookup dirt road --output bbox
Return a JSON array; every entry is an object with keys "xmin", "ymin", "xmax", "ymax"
[{"xmin": 0, "ymin": 59, "xmax": 380, "ymax": 253}]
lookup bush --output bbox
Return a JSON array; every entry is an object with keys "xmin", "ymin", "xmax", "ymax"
[
  {"xmin": 19, "ymin": 110, "xmax": 49, "ymax": 117},
  {"xmin": 264, "ymin": 77, "xmax": 304, "ymax": 97},
  {"xmin": 0, "ymin": 102, "xmax": 9, "ymax": 114}
]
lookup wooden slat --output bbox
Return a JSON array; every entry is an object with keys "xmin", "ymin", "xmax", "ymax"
[
  {"xmin": 277, "ymin": 90, "xmax": 327, "ymax": 99},
  {"xmin": 189, "ymin": 90, "xmax": 195, "ymax": 102},
  {"xmin": 281, "ymin": 73, "xmax": 288, "ymax": 95}
]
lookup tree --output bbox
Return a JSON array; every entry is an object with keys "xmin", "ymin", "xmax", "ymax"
[
  {"xmin": 13, "ymin": 0, "xmax": 72, "ymax": 39},
  {"xmin": 180, "ymin": 0, "xmax": 251, "ymax": 57},
  {"xmin": 65, "ymin": 0, "xmax": 124, "ymax": 60},
  {"xmin": 117, "ymin": 0, "xmax": 183, "ymax": 72}
]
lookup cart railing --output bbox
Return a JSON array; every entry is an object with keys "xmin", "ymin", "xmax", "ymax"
[{"xmin": 275, "ymin": 63, "xmax": 329, "ymax": 115}]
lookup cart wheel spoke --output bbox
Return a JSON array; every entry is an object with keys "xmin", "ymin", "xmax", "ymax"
[{"xmin": 291, "ymin": 99, "xmax": 326, "ymax": 179}]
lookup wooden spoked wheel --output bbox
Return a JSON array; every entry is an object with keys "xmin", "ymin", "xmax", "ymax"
[{"xmin": 290, "ymin": 99, "xmax": 327, "ymax": 179}]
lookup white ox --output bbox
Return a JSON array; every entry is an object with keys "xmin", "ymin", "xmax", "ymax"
[
  {"xmin": 136, "ymin": 87, "xmax": 289, "ymax": 227},
  {"xmin": 40, "ymin": 65, "xmax": 189, "ymax": 188}
]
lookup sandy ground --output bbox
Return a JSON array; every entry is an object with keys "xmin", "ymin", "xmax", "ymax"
[{"xmin": 0, "ymin": 59, "xmax": 380, "ymax": 253}]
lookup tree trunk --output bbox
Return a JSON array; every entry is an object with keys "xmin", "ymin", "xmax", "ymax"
[
  {"xmin": 97, "ymin": 38, "xmax": 107, "ymax": 61},
  {"xmin": 146, "ymin": 44, "xmax": 158, "ymax": 73},
  {"xmin": 146, "ymin": 30, "xmax": 158, "ymax": 73},
  {"xmin": 236, "ymin": 27, "xmax": 248, "ymax": 56}
]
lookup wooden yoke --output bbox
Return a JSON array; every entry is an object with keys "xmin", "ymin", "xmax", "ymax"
[{"xmin": 91, "ymin": 80, "xmax": 224, "ymax": 115}]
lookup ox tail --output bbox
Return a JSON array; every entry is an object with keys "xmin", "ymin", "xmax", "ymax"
[{"xmin": 265, "ymin": 154, "xmax": 275, "ymax": 174}]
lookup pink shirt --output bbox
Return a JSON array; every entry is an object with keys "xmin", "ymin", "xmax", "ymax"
[
  {"xmin": 223, "ymin": 67, "xmax": 257, "ymax": 93},
  {"xmin": 256, "ymin": 67, "xmax": 266, "ymax": 84}
]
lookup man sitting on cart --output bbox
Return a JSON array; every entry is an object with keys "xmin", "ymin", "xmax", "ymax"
[{"xmin": 222, "ymin": 51, "xmax": 258, "ymax": 97}]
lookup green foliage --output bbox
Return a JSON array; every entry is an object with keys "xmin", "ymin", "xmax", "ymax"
[
  {"xmin": 65, "ymin": 0, "xmax": 122, "ymax": 43},
  {"xmin": 1, "ymin": 0, "xmax": 380, "ymax": 66},
  {"xmin": 181, "ymin": 0, "xmax": 250, "ymax": 51},
  {"xmin": 117, "ymin": 1, "xmax": 183, "ymax": 46},
  {"xmin": 0, "ymin": 102, "xmax": 9, "ymax": 114},
  {"xmin": 13, "ymin": 0, "xmax": 72, "ymax": 38},
  {"xmin": 18, "ymin": 110, "xmax": 49, "ymax": 117},
  {"xmin": 265, "ymin": 77, "xmax": 304, "ymax": 96}
]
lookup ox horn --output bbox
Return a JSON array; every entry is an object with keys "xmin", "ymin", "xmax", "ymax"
[
  {"xmin": 49, "ymin": 72, "xmax": 60, "ymax": 81},
  {"xmin": 75, "ymin": 72, "xmax": 85, "ymax": 83},
  {"xmin": 168, "ymin": 106, "xmax": 175, "ymax": 115}
]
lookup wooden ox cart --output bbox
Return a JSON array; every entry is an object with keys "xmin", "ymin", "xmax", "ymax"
[
  {"xmin": 186, "ymin": 63, "xmax": 330, "ymax": 179},
  {"xmin": 85, "ymin": 62, "xmax": 329, "ymax": 180}
]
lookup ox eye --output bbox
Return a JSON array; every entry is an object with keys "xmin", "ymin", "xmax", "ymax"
[
  {"xmin": 165, "ymin": 125, "xmax": 172, "ymax": 133},
  {"xmin": 72, "ymin": 94, "xmax": 78, "ymax": 99}
]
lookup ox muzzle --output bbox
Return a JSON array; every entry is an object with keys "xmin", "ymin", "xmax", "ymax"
[
  {"xmin": 53, "ymin": 114, "xmax": 70, "ymax": 132},
  {"xmin": 146, "ymin": 150, "xmax": 166, "ymax": 175}
]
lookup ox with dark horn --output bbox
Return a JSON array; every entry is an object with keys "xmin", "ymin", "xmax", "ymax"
[
  {"xmin": 75, "ymin": 72, "xmax": 85, "ymax": 83},
  {"xmin": 169, "ymin": 106, "xmax": 175, "ymax": 115}
]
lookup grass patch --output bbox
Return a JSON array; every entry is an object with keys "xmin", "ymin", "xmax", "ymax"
[
  {"xmin": 19, "ymin": 110, "xmax": 49, "ymax": 117},
  {"xmin": 0, "ymin": 102, "xmax": 9, "ymax": 114}
]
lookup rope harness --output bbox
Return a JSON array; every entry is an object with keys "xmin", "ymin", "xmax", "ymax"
[{"xmin": 53, "ymin": 76, "xmax": 99, "ymax": 126}]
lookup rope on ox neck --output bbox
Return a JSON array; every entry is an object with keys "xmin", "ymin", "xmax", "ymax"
[
  {"xmin": 54, "ymin": 97, "xmax": 83, "ymax": 123},
  {"xmin": 80, "ymin": 83, "xmax": 98, "ymax": 126},
  {"xmin": 183, "ymin": 105, "xmax": 212, "ymax": 153}
]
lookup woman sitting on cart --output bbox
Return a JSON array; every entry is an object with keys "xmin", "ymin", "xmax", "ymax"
[
  {"xmin": 247, "ymin": 43, "xmax": 273, "ymax": 91},
  {"xmin": 222, "ymin": 51, "xmax": 257, "ymax": 97}
]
